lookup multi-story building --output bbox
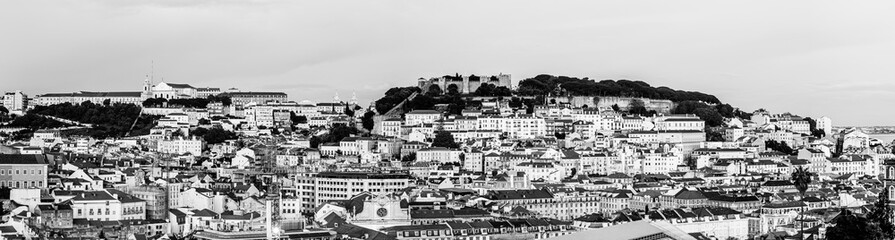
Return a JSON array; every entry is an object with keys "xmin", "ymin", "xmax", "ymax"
[
  {"xmin": 406, "ymin": 110, "xmax": 443, "ymax": 126},
  {"xmin": 37, "ymin": 204, "xmax": 73, "ymax": 229},
  {"xmin": 477, "ymin": 114, "xmax": 547, "ymax": 139},
  {"xmin": 70, "ymin": 190, "xmax": 146, "ymax": 221},
  {"xmin": 196, "ymin": 87, "xmax": 222, "ymax": 98},
  {"xmin": 416, "ymin": 147, "xmax": 463, "ymax": 163},
  {"xmin": 35, "ymin": 91, "xmax": 143, "ymax": 106},
  {"xmin": 149, "ymin": 82, "xmax": 197, "ymax": 99},
  {"xmin": 654, "ymin": 115, "xmax": 705, "ymax": 131},
  {"xmin": 119, "ymin": 185, "xmax": 168, "ymax": 220},
  {"xmin": 296, "ymin": 172, "xmax": 413, "ymax": 213},
  {"xmin": 219, "ymin": 91, "xmax": 288, "ymax": 106},
  {"xmin": 2, "ymin": 91, "xmax": 27, "ymax": 112},
  {"xmin": 0, "ymin": 154, "xmax": 49, "ymax": 189},
  {"xmin": 157, "ymin": 137, "xmax": 205, "ymax": 156},
  {"xmin": 381, "ymin": 117, "xmax": 404, "ymax": 137}
]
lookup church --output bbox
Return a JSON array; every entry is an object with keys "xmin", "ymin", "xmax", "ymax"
[{"xmin": 142, "ymin": 76, "xmax": 199, "ymax": 99}]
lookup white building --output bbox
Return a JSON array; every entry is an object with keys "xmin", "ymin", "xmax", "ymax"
[
  {"xmin": 70, "ymin": 190, "xmax": 146, "ymax": 221},
  {"xmin": 157, "ymin": 137, "xmax": 205, "ymax": 156},
  {"xmin": 416, "ymin": 147, "xmax": 463, "ymax": 163},
  {"xmin": 405, "ymin": 110, "xmax": 442, "ymax": 126},
  {"xmin": 150, "ymin": 82, "xmax": 198, "ymax": 99},
  {"xmin": 654, "ymin": 115, "xmax": 705, "ymax": 131},
  {"xmin": 816, "ymin": 116, "xmax": 832, "ymax": 136},
  {"xmin": 2, "ymin": 91, "xmax": 27, "ymax": 113}
]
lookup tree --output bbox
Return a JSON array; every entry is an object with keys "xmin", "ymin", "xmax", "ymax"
[
  {"xmin": 554, "ymin": 132, "xmax": 566, "ymax": 140},
  {"xmin": 805, "ymin": 117, "xmax": 826, "ymax": 138},
  {"xmin": 290, "ymin": 112, "xmax": 308, "ymax": 124},
  {"xmin": 766, "ymin": 140, "xmax": 795, "ymax": 154},
  {"xmin": 102, "ymin": 99, "xmax": 111, "ymax": 106},
  {"xmin": 826, "ymin": 209, "xmax": 884, "ymax": 240},
  {"xmin": 0, "ymin": 106, "xmax": 8, "ymax": 114},
  {"xmin": 401, "ymin": 153, "xmax": 416, "ymax": 162},
  {"xmin": 201, "ymin": 127, "xmax": 238, "ymax": 144},
  {"xmin": 493, "ymin": 86, "xmax": 512, "ymax": 96},
  {"xmin": 432, "ymin": 131, "xmax": 459, "ymax": 148},
  {"xmin": 361, "ymin": 111, "xmax": 375, "ymax": 131},
  {"xmin": 611, "ymin": 104, "xmax": 620, "ymax": 112},
  {"xmin": 693, "ymin": 108, "xmax": 724, "ymax": 127},
  {"xmin": 427, "ymin": 85, "xmax": 443, "ymax": 96},
  {"xmin": 446, "ymin": 84, "xmax": 460, "ymax": 96},
  {"xmin": 868, "ymin": 187, "xmax": 895, "ymax": 238},
  {"xmin": 474, "ymin": 83, "xmax": 496, "ymax": 96},
  {"xmin": 361, "ymin": 111, "xmax": 376, "ymax": 131},
  {"xmin": 344, "ymin": 105, "xmax": 355, "ymax": 117},
  {"xmin": 706, "ymin": 128, "xmax": 724, "ymax": 141}
]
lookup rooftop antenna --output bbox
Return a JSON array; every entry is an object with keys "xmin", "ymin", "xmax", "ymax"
[{"xmin": 150, "ymin": 60, "xmax": 155, "ymax": 83}]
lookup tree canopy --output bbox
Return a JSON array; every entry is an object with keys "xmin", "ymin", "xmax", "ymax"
[
  {"xmin": 766, "ymin": 140, "xmax": 795, "ymax": 154},
  {"xmin": 432, "ymin": 131, "xmax": 460, "ymax": 148},
  {"xmin": 374, "ymin": 87, "xmax": 421, "ymax": 114},
  {"xmin": 28, "ymin": 101, "xmax": 158, "ymax": 138},
  {"xmin": 516, "ymin": 75, "xmax": 721, "ymax": 103},
  {"xmin": 192, "ymin": 127, "xmax": 238, "ymax": 145}
]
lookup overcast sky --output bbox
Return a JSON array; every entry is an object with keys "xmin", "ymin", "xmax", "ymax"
[{"xmin": 2, "ymin": 0, "xmax": 894, "ymax": 126}]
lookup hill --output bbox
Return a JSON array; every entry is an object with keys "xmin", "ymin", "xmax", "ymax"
[{"xmin": 370, "ymin": 74, "xmax": 750, "ymax": 128}]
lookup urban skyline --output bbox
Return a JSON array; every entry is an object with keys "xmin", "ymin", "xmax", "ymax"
[{"xmin": 3, "ymin": 1, "xmax": 895, "ymax": 126}]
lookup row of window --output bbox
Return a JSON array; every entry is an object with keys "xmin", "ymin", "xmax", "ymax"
[
  {"xmin": 0, "ymin": 169, "xmax": 42, "ymax": 175},
  {"xmin": 0, "ymin": 181, "xmax": 43, "ymax": 188}
]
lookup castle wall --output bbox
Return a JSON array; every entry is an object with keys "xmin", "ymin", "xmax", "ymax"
[
  {"xmin": 417, "ymin": 74, "xmax": 513, "ymax": 94},
  {"xmin": 547, "ymin": 96, "xmax": 675, "ymax": 114}
]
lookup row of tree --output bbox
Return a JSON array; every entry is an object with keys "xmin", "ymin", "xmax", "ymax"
[
  {"xmin": 515, "ymin": 75, "xmax": 722, "ymax": 104},
  {"xmin": 142, "ymin": 95, "xmax": 232, "ymax": 108},
  {"xmin": 765, "ymin": 140, "xmax": 795, "ymax": 154}
]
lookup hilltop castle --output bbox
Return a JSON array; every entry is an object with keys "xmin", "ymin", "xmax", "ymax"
[{"xmin": 417, "ymin": 73, "xmax": 512, "ymax": 94}]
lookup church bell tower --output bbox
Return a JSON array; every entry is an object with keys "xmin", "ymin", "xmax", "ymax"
[{"xmin": 141, "ymin": 75, "xmax": 153, "ymax": 100}]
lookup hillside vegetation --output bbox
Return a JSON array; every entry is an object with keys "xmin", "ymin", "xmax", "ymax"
[
  {"xmin": 29, "ymin": 101, "xmax": 159, "ymax": 138},
  {"xmin": 517, "ymin": 74, "xmax": 721, "ymax": 104},
  {"xmin": 371, "ymin": 74, "xmax": 750, "ymax": 128}
]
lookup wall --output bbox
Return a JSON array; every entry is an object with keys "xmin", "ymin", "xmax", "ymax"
[{"xmin": 547, "ymin": 96, "xmax": 675, "ymax": 114}]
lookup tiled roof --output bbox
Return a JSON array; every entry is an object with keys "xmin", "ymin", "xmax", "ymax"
[{"xmin": 0, "ymin": 154, "xmax": 49, "ymax": 165}]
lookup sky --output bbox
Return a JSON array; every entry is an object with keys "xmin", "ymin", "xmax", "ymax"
[{"xmin": 2, "ymin": 0, "xmax": 895, "ymax": 126}]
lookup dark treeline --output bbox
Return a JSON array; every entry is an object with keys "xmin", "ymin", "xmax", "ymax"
[
  {"xmin": 28, "ymin": 101, "xmax": 158, "ymax": 138},
  {"xmin": 516, "ymin": 74, "xmax": 721, "ymax": 104},
  {"xmin": 142, "ymin": 95, "xmax": 232, "ymax": 108}
]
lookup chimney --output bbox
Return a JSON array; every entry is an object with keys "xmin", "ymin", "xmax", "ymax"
[{"xmin": 112, "ymin": 194, "xmax": 119, "ymax": 199}]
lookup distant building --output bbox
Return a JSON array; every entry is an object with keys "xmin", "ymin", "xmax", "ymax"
[
  {"xmin": 35, "ymin": 91, "xmax": 143, "ymax": 106},
  {"xmin": 157, "ymin": 137, "xmax": 205, "ymax": 156},
  {"xmin": 1, "ymin": 91, "xmax": 27, "ymax": 113},
  {"xmin": 296, "ymin": 172, "xmax": 413, "ymax": 213},
  {"xmin": 219, "ymin": 92, "xmax": 288, "ymax": 106},
  {"xmin": 0, "ymin": 154, "xmax": 49, "ymax": 189}
]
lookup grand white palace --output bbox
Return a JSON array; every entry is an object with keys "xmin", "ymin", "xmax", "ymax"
[{"xmin": 33, "ymin": 76, "xmax": 287, "ymax": 106}]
